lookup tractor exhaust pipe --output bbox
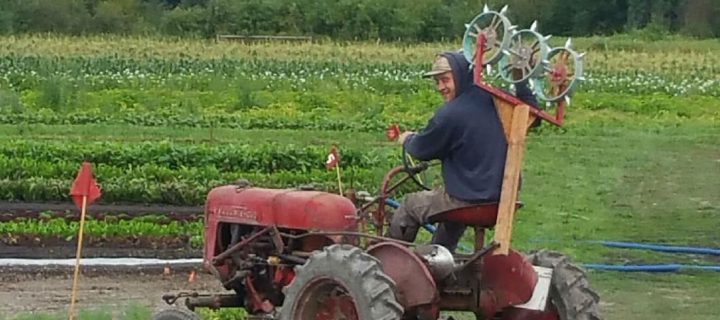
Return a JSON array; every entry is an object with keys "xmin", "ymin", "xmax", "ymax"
[
  {"xmin": 162, "ymin": 292, "xmax": 244, "ymax": 310},
  {"xmin": 186, "ymin": 294, "xmax": 244, "ymax": 310}
]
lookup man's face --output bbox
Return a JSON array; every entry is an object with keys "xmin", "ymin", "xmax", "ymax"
[{"xmin": 434, "ymin": 71, "xmax": 456, "ymax": 102}]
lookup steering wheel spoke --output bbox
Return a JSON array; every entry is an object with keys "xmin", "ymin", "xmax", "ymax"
[{"xmin": 402, "ymin": 144, "xmax": 437, "ymax": 191}]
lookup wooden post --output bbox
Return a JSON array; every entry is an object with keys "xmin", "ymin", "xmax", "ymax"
[
  {"xmin": 68, "ymin": 195, "xmax": 88, "ymax": 320},
  {"xmin": 494, "ymin": 104, "xmax": 530, "ymax": 255}
]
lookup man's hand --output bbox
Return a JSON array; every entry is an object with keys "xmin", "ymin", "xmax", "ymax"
[{"xmin": 398, "ymin": 131, "xmax": 415, "ymax": 145}]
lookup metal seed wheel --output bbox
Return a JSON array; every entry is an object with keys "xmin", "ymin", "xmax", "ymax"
[
  {"xmin": 462, "ymin": 6, "xmax": 513, "ymax": 66},
  {"xmin": 498, "ymin": 28, "xmax": 550, "ymax": 84},
  {"xmin": 532, "ymin": 41, "xmax": 586, "ymax": 102}
]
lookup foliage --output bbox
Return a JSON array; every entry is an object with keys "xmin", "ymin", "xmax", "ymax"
[
  {"xmin": 0, "ymin": 0, "xmax": 718, "ymax": 39},
  {"xmin": 0, "ymin": 217, "xmax": 202, "ymax": 238}
]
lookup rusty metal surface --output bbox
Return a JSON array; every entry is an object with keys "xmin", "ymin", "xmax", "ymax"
[
  {"xmin": 367, "ymin": 241, "xmax": 438, "ymax": 309},
  {"xmin": 430, "ymin": 204, "xmax": 500, "ymax": 227},
  {"xmin": 211, "ymin": 226, "xmax": 273, "ymax": 265},
  {"xmin": 481, "ymin": 249, "xmax": 538, "ymax": 308},
  {"xmin": 180, "ymin": 293, "xmax": 244, "ymax": 310},
  {"xmin": 205, "ymin": 186, "xmax": 358, "ymax": 231}
]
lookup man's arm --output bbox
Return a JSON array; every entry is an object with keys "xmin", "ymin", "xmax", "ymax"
[
  {"xmin": 402, "ymin": 114, "xmax": 454, "ymax": 161},
  {"xmin": 515, "ymin": 80, "xmax": 538, "ymax": 108}
]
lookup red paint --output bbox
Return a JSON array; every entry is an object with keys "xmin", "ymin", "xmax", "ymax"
[
  {"xmin": 501, "ymin": 303, "xmax": 561, "ymax": 320},
  {"xmin": 295, "ymin": 278, "xmax": 359, "ymax": 320},
  {"xmin": 482, "ymin": 249, "xmax": 538, "ymax": 308},
  {"xmin": 474, "ymin": 33, "xmax": 487, "ymax": 84},
  {"xmin": 69, "ymin": 162, "xmax": 102, "ymax": 209},
  {"xmin": 471, "ymin": 31, "xmax": 566, "ymax": 127},
  {"xmin": 551, "ymin": 63, "xmax": 568, "ymax": 85},
  {"xmin": 315, "ymin": 295, "xmax": 359, "ymax": 320},
  {"xmin": 429, "ymin": 204, "xmax": 500, "ymax": 227},
  {"xmin": 479, "ymin": 83, "xmax": 563, "ymax": 126},
  {"xmin": 245, "ymin": 277, "xmax": 274, "ymax": 313},
  {"xmin": 273, "ymin": 266, "xmax": 295, "ymax": 289},
  {"xmin": 367, "ymin": 242, "xmax": 438, "ymax": 309},
  {"xmin": 204, "ymin": 186, "xmax": 358, "ymax": 264},
  {"xmin": 375, "ymin": 165, "xmax": 408, "ymax": 235}
]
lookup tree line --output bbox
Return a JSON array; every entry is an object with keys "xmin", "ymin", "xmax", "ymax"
[{"xmin": 0, "ymin": 0, "xmax": 717, "ymax": 41}]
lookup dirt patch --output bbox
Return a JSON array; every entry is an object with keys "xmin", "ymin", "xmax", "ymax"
[
  {"xmin": 1, "ymin": 234, "xmax": 193, "ymax": 248},
  {"xmin": 0, "ymin": 265, "xmax": 220, "ymax": 316},
  {"xmin": 0, "ymin": 202, "xmax": 203, "ymax": 222},
  {"xmin": 0, "ymin": 235, "xmax": 201, "ymax": 259},
  {"xmin": 0, "ymin": 244, "xmax": 201, "ymax": 259}
]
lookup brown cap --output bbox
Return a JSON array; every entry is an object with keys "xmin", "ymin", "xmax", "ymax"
[{"xmin": 422, "ymin": 55, "xmax": 453, "ymax": 78}]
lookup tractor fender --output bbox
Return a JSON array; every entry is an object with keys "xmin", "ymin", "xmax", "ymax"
[
  {"xmin": 367, "ymin": 242, "xmax": 439, "ymax": 309},
  {"xmin": 481, "ymin": 249, "xmax": 538, "ymax": 309}
]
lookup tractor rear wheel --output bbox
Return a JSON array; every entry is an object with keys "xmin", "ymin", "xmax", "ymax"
[
  {"xmin": 278, "ymin": 244, "xmax": 404, "ymax": 320},
  {"xmin": 499, "ymin": 250, "xmax": 602, "ymax": 320},
  {"xmin": 152, "ymin": 307, "xmax": 201, "ymax": 320}
]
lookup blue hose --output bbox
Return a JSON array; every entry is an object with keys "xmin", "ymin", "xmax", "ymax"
[
  {"xmin": 583, "ymin": 264, "xmax": 682, "ymax": 272},
  {"xmin": 383, "ymin": 198, "xmax": 436, "ymax": 232},
  {"xmin": 385, "ymin": 200, "xmax": 720, "ymax": 266},
  {"xmin": 583, "ymin": 264, "xmax": 720, "ymax": 272},
  {"xmin": 597, "ymin": 241, "xmax": 720, "ymax": 256}
]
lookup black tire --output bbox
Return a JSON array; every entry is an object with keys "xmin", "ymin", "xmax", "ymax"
[
  {"xmin": 278, "ymin": 244, "xmax": 404, "ymax": 320},
  {"xmin": 152, "ymin": 307, "xmax": 201, "ymax": 320},
  {"xmin": 528, "ymin": 250, "xmax": 602, "ymax": 320}
]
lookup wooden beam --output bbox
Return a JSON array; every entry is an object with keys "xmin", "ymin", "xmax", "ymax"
[
  {"xmin": 493, "ymin": 98, "xmax": 514, "ymax": 141},
  {"xmin": 494, "ymin": 104, "xmax": 530, "ymax": 255}
]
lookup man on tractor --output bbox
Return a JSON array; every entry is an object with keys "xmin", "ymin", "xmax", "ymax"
[{"xmin": 388, "ymin": 51, "xmax": 537, "ymax": 252}]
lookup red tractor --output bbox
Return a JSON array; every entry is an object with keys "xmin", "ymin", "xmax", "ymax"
[
  {"xmin": 154, "ymin": 151, "xmax": 601, "ymax": 320},
  {"xmin": 154, "ymin": 8, "xmax": 599, "ymax": 320}
]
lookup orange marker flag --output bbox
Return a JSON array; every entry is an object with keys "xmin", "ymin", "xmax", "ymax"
[
  {"xmin": 70, "ymin": 162, "xmax": 102, "ymax": 209},
  {"xmin": 387, "ymin": 124, "xmax": 401, "ymax": 141},
  {"xmin": 325, "ymin": 145, "xmax": 343, "ymax": 196},
  {"xmin": 68, "ymin": 162, "xmax": 102, "ymax": 320}
]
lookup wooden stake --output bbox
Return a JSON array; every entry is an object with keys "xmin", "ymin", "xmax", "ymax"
[
  {"xmin": 494, "ymin": 104, "xmax": 530, "ymax": 255},
  {"xmin": 335, "ymin": 165, "xmax": 344, "ymax": 196},
  {"xmin": 68, "ymin": 195, "xmax": 88, "ymax": 320}
]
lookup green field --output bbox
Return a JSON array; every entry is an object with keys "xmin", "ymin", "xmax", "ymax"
[{"xmin": 1, "ymin": 34, "xmax": 719, "ymax": 319}]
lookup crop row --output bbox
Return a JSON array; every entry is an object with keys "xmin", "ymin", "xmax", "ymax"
[
  {"xmin": 0, "ymin": 55, "xmax": 717, "ymax": 97},
  {"xmin": 0, "ymin": 140, "xmax": 397, "ymax": 172},
  {"xmin": 0, "ymin": 167, "xmax": 386, "ymax": 205},
  {"xmin": 1, "ymin": 92, "xmax": 717, "ymax": 134},
  {"xmin": 0, "ymin": 139, "xmax": 409, "ymax": 205},
  {"xmin": 0, "ymin": 217, "xmax": 202, "ymax": 238},
  {"xmin": 2, "ymin": 35, "xmax": 719, "ymax": 74}
]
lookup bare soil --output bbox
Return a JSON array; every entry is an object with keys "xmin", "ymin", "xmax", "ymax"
[
  {"xmin": 0, "ymin": 235, "xmax": 201, "ymax": 259},
  {"xmin": 0, "ymin": 202, "xmax": 203, "ymax": 222},
  {"xmin": 0, "ymin": 265, "xmax": 220, "ymax": 317}
]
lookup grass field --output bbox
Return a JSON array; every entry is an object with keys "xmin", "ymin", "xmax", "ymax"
[{"xmin": 1, "ymin": 33, "xmax": 718, "ymax": 319}]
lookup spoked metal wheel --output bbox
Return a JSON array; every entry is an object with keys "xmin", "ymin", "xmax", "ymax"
[
  {"xmin": 292, "ymin": 278, "xmax": 359, "ymax": 320},
  {"xmin": 278, "ymin": 244, "xmax": 403, "ymax": 320},
  {"xmin": 499, "ymin": 250, "xmax": 602, "ymax": 320}
]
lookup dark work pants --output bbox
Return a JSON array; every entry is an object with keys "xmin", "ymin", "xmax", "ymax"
[{"xmin": 387, "ymin": 188, "xmax": 475, "ymax": 252}]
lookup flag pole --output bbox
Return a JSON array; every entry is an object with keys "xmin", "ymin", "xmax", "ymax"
[{"xmin": 68, "ymin": 195, "xmax": 88, "ymax": 320}]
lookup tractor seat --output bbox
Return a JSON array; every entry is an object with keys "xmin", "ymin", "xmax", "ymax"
[{"xmin": 429, "ymin": 202, "xmax": 524, "ymax": 228}]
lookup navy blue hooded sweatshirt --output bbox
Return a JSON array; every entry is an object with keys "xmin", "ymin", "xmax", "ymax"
[{"xmin": 404, "ymin": 52, "xmax": 537, "ymax": 202}]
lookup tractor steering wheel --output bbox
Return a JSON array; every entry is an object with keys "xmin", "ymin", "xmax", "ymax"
[{"xmin": 402, "ymin": 143, "xmax": 433, "ymax": 191}]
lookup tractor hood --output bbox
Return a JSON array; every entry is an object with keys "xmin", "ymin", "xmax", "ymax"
[{"xmin": 205, "ymin": 186, "xmax": 358, "ymax": 232}]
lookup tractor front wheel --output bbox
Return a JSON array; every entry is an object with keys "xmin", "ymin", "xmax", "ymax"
[
  {"xmin": 499, "ymin": 250, "xmax": 602, "ymax": 320},
  {"xmin": 278, "ymin": 244, "xmax": 404, "ymax": 320},
  {"xmin": 152, "ymin": 307, "xmax": 201, "ymax": 320}
]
